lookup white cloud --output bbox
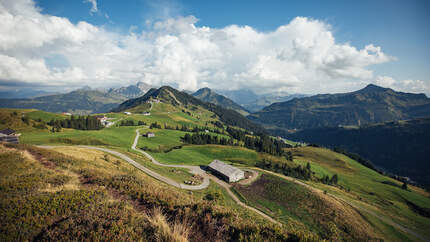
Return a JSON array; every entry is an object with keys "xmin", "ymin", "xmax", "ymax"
[
  {"xmin": 375, "ymin": 76, "xmax": 430, "ymax": 95},
  {"xmin": 1, "ymin": 0, "xmax": 426, "ymax": 96},
  {"xmin": 84, "ymin": 0, "xmax": 98, "ymax": 14}
]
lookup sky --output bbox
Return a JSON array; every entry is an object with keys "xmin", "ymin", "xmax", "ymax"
[{"xmin": 0, "ymin": 0, "xmax": 429, "ymax": 95}]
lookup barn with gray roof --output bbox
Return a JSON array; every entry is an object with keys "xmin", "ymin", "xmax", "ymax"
[{"xmin": 208, "ymin": 160, "xmax": 244, "ymax": 182}]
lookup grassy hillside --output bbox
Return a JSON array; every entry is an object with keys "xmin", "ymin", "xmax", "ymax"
[
  {"xmin": 286, "ymin": 117, "xmax": 430, "ymax": 188},
  {"xmin": 234, "ymin": 173, "xmax": 382, "ymax": 241},
  {"xmin": 5, "ymin": 104, "xmax": 430, "ymax": 241},
  {"xmin": 0, "ymin": 144, "xmax": 298, "ymax": 241},
  {"xmin": 113, "ymin": 86, "xmax": 267, "ymax": 134},
  {"xmin": 289, "ymin": 146, "xmax": 430, "ymax": 240},
  {"xmin": 0, "ymin": 109, "xmax": 65, "ymax": 132}
]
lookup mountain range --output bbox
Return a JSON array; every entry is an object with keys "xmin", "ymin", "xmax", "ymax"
[
  {"xmin": 191, "ymin": 87, "xmax": 250, "ymax": 116},
  {"xmin": 0, "ymin": 82, "xmax": 152, "ymax": 114},
  {"xmin": 248, "ymin": 84, "xmax": 430, "ymax": 130},
  {"xmin": 218, "ymin": 89, "xmax": 307, "ymax": 112}
]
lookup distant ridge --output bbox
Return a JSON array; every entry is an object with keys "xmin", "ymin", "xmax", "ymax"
[
  {"xmin": 0, "ymin": 82, "xmax": 152, "ymax": 114},
  {"xmin": 192, "ymin": 87, "xmax": 249, "ymax": 116},
  {"xmin": 112, "ymin": 86, "xmax": 267, "ymax": 134},
  {"xmin": 107, "ymin": 82, "xmax": 152, "ymax": 99},
  {"xmin": 248, "ymin": 84, "xmax": 430, "ymax": 130}
]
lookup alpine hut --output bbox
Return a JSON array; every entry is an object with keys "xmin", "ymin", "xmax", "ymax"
[{"xmin": 208, "ymin": 160, "xmax": 244, "ymax": 182}]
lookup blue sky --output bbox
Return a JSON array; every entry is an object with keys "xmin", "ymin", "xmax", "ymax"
[
  {"xmin": 36, "ymin": 0, "xmax": 430, "ymax": 81},
  {"xmin": 1, "ymin": 0, "xmax": 429, "ymax": 94}
]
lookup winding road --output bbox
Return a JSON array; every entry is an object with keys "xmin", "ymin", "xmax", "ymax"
[
  {"xmin": 39, "ymin": 129, "xmax": 280, "ymax": 225},
  {"xmin": 131, "ymin": 129, "xmax": 280, "ymax": 225},
  {"xmin": 39, "ymin": 129, "xmax": 429, "ymax": 239}
]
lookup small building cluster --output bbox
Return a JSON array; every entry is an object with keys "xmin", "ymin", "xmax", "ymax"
[
  {"xmin": 146, "ymin": 98, "xmax": 160, "ymax": 103},
  {"xmin": 95, "ymin": 115, "xmax": 107, "ymax": 122},
  {"xmin": 124, "ymin": 112, "xmax": 132, "ymax": 115},
  {"xmin": 208, "ymin": 160, "xmax": 244, "ymax": 183},
  {"xmin": 0, "ymin": 128, "xmax": 19, "ymax": 144},
  {"xmin": 143, "ymin": 132, "xmax": 155, "ymax": 138},
  {"xmin": 94, "ymin": 115, "xmax": 113, "ymax": 127}
]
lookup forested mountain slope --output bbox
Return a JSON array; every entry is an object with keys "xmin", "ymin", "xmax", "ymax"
[{"xmin": 248, "ymin": 84, "xmax": 430, "ymax": 130}]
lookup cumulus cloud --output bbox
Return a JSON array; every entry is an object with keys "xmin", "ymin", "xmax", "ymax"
[
  {"xmin": 84, "ymin": 0, "xmax": 98, "ymax": 14},
  {"xmin": 375, "ymin": 76, "xmax": 430, "ymax": 95},
  {"xmin": 1, "ymin": 0, "xmax": 424, "ymax": 95}
]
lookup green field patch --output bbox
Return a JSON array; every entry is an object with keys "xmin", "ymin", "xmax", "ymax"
[
  {"xmin": 126, "ymin": 103, "xmax": 152, "ymax": 113},
  {"xmin": 149, "ymin": 144, "xmax": 259, "ymax": 166},
  {"xmin": 26, "ymin": 110, "xmax": 67, "ymax": 122},
  {"xmin": 21, "ymin": 126, "xmax": 137, "ymax": 148},
  {"xmin": 138, "ymin": 128, "xmax": 189, "ymax": 150},
  {"xmin": 48, "ymin": 137, "xmax": 108, "ymax": 145},
  {"xmin": 125, "ymin": 151, "xmax": 198, "ymax": 185}
]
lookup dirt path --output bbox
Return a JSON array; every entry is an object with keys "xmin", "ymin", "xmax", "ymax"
[
  {"xmin": 131, "ymin": 129, "xmax": 210, "ymax": 190},
  {"xmin": 131, "ymin": 129, "xmax": 280, "ymax": 224},
  {"xmin": 238, "ymin": 169, "xmax": 259, "ymax": 185}
]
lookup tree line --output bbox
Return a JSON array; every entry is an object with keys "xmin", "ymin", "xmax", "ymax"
[
  {"xmin": 149, "ymin": 121, "xmax": 225, "ymax": 134},
  {"xmin": 181, "ymin": 133, "xmax": 234, "ymax": 146},
  {"xmin": 48, "ymin": 115, "xmax": 103, "ymax": 131},
  {"xmin": 120, "ymin": 120, "xmax": 146, "ymax": 126},
  {"xmin": 227, "ymin": 127, "xmax": 291, "ymax": 156},
  {"xmin": 256, "ymin": 158, "xmax": 313, "ymax": 180},
  {"xmin": 181, "ymin": 129, "xmax": 291, "ymax": 157}
]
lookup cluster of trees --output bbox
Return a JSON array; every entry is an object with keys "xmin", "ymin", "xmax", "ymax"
[
  {"xmin": 181, "ymin": 133, "xmax": 234, "ymax": 146},
  {"xmin": 211, "ymin": 121, "xmax": 224, "ymax": 129},
  {"xmin": 256, "ymin": 159, "xmax": 313, "ymax": 180},
  {"xmin": 48, "ymin": 115, "xmax": 103, "ymax": 131},
  {"xmin": 181, "ymin": 128, "xmax": 291, "ymax": 157},
  {"xmin": 152, "ymin": 122, "xmax": 225, "ymax": 134},
  {"xmin": 120, "ymin": 120, "xmax": 146, "ymax": 126},
  {"xmin": 21, "ymin": 116, "xmax": 30, "ymax": 125},
  {"xmin": 227, "ymin": 127, "xmax": 291, "ymax": 156},
  {"xmin": 321, "ymin": 174, "xmax": 338, "ymax": 185},
  {"xmin": 149, "ymin": 122, "xmax": 162, "ymax": 129}
]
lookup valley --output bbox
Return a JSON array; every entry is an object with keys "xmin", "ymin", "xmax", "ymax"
[{"xmin": 1, "ymin": 85, "xmax": 429, "ymax": 241}]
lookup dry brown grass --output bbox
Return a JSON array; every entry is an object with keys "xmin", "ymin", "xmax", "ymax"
[
  {"xmin": 147, "ymin": 207, "xmax": 189, "ymax": 242},
  {"xmin": 40, "ymin": 169, "xmax": 81, "ymax": 192}
]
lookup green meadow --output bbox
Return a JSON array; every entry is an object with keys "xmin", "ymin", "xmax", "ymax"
[
  {"xmin": 138, "ymin": 128, "xmax": 190, "ymax": 149},
  {"xmin": 290, "ymin": 146, "xmax": 430, "ymax": 240},
  {"xmin": 21, "ymin": 126, "xmax": 137, "ymax": 148},
  {"xmin": 25, "ymin": 110, "xmax": 67, "ymax": 122},
  {"xmin": 149, "ymin": 144, "xmax": 259, "ymax": 166}
]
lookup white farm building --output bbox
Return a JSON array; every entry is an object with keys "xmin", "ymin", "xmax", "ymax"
[{"xmin": 208, "ymin": 160, "xmax": 244, "ymax": 183}]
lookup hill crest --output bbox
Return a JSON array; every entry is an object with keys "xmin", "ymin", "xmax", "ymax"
[
  {"xmin": 192, "ymin": 87, "xmax": 249, "ymax": 116},
  {"xmin": 112, "ymin": 86, "xmax": 267, "ymax": 134}
]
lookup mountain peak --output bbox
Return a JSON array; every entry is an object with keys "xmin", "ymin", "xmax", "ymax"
[
  {"xmin": 359, "ymin": 84, "xmax": 389, "ymax": 93},
  {"xmin": 194, "ymin": 87, "xmax": 212, "ymax": 95},
  {"xmin": 192, "ymin": 87, "xmax": 249, "ymax": 116}
]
